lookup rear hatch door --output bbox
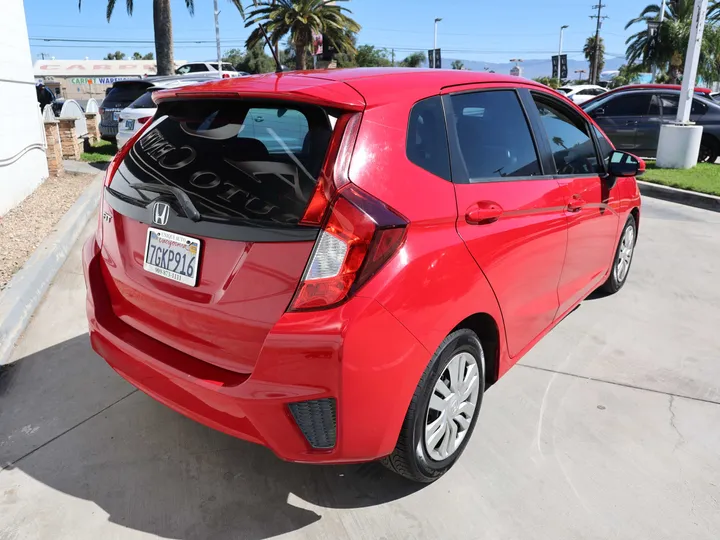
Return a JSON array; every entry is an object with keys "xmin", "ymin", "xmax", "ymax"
[{"xmin": 101, "ymin": 91, "xmax": 361, "ymax": 374}]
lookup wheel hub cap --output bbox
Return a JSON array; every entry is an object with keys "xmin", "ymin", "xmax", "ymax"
[
  {"xmin": 424, "ymin": 351, "xmax": 481, "ymax": 462},
  {"xmin": 614, "ymin": 225, "xmax": 635, "ymax": 283}
]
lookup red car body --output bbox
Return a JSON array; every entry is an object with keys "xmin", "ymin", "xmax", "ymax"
[{"xmin": 83, "ymin": 69, "xmax": 641, "ymax": 466}]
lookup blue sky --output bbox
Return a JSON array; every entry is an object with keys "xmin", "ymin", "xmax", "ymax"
[{"xmin": 26, "ymin": 0, "xmax": 655, "ymax": 64}]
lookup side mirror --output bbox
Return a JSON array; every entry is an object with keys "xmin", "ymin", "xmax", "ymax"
[{"xmin": 607, "ymin": 151, "xmax": 645, "ymax": 179}]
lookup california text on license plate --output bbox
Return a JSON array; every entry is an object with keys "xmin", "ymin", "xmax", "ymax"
[{"xmin": 143, "ymin": 227, "xmax": 201, "ymax": 286}]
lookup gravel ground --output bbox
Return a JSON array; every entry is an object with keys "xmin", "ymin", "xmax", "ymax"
[{"xmin": 0, "ymin": 173, "xmax": 94, "ymax": 292}]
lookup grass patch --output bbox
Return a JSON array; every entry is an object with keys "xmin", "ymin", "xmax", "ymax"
[
  {"xmin": 81, "ymin": 139, "xmax": 117, "ymax": 163},
  {"xmin": 643, "ymin": 162, "xmax": 720, "ymax": 197}
]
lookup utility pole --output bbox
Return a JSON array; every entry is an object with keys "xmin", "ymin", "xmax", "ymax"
[
  {"xmin": 392, "ymin": 48, "xmax": 395, "ymax": 66},
  {"xmin": 213, "ymin": 0, "xmax": 222, "ymax": 76},
  {"xmin": 590, "ymin": 3, "xmax": 608, "ymax": 84}
]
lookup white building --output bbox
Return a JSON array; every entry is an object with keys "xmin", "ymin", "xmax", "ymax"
[{"xmin": 0, "ymin": 0, "xmax": 49, "ymax": 216}]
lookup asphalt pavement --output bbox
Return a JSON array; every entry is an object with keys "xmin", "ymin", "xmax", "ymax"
[{"xmin": 1, "ymin": 197, "xmax": 720, "ymax": 540}]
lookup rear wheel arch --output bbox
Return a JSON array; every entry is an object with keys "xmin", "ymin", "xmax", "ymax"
[{"xmin": 451, "ymin": 313, "xmax": 500, "ymax": 389}]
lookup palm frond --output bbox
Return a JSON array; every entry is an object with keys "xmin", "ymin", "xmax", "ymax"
[{"xmin": 185, "ymin": 0, "xmax": 194, "ymax": 16}]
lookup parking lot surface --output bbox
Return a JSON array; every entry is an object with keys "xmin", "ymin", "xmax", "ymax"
[{"xmin": 1, "ymin": 197, "xmax": 719, "ymax": 540}]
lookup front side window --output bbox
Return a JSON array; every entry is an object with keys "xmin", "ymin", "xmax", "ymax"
[
  {"xmin": 189, "ymin": 64, "xmax": 209, "ymax": 72},
  {"xmin": 533, "ymin": 97, "xmax": 602, "ymax": 175},
  {"xmin": 406, "ymin": 96, "xmax": 451, "ymax": 180},
  {"xmin": 448, "ymin": 90, "xmax": 541, "ymax": 181},
  {"xmin": 602, "ymin": 93, "xmax": 652, "ymax": 116}
]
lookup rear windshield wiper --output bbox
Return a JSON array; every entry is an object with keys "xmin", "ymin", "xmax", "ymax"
[{"xmin": 125, "ymin": 182, "xmax": 202, "ymax": 222}]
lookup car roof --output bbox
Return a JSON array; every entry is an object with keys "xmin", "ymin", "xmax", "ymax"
[{"xmin": 157, "ymin": 68, "xmax": 551, "ymax": 110}]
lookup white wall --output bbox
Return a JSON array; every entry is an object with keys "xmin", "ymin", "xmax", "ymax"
[{"xmin": 0, "ymin": 0, "xmax": 49, "ymax": 217}]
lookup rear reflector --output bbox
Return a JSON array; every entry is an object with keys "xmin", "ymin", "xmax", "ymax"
[{"xmin": 289, "ymin": 185, "xmax": 407, "ymax": 311}]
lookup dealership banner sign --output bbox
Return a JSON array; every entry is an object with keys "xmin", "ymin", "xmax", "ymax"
[{"xmin": 70, "ymin": 76, "xmax": 140, "ymax": 84}]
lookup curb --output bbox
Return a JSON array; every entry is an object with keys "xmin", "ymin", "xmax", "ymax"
[
  {"xmin": 0, "ymin": 174, "xmax": 102, "ymax": 366},
  {"xmin": 638, "ymin": 180, "xmax": 720, "ymax": 213}
]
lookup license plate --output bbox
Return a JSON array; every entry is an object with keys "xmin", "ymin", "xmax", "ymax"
[
  {"xmin": 112, "ymin": 111, "xmax": 120, "ymax": 121},
  {"xmin": 125, "ymin": 119, "xmax": 135, "ymax": 130},
  {"xmin": 143, "ymin": 227, "xmax": 201, "ymax": 286}
]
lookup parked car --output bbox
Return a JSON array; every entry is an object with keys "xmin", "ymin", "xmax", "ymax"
[
  {"xmin": 116, "ymin": 76, "xmax": 223, "ymax": 149},
  {"xmin": 582, "ymin": 83, "xmax": 713, "ymax": 108},
  {"xmin": 176, "ymin": 62, "xmax": 246, "ymax": 77},
  {"xmin": 84, "ymin": 69, "xmax": 642, "ymax": 483},
  {"xmin": 100, "ymin": 79, "xmax": 156, "ymax": 140},
  {"xmin": 582, "ymin": 86, "xmax": 720, "ymax": 162},
  {"xmin": 557, "ymin": 84, "xmax": 607, "ymax": 104}
]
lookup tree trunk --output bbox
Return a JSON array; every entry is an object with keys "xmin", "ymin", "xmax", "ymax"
[
  {"xmin": 295, "ymin": 41, "xmax": 307, "ymax": 70},
  {"xmin": 153, "ymin": 0, "xmax": 174, "ymax": 76}
]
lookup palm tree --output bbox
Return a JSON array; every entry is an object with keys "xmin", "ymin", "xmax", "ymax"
[
  {"xmin": 400, "ymin": 52, "xmax": 426, "ymax": 68},
  {"xmin": 624, "ymin": 0, "xmax": 720, "ymax": 81},
  {"xmin": 80, "ymin": 0, "xmax": 244, "ymax": 76},
  {"xmin": 451, "ymin": 60, "xmax": 465, "ymax": 70},
  {"xmin": 243, "ymin": 0, "xmax": 361, "ymax": 70},
  {"xmin": 583, "ymin": 35, "xmax": 605, "ymax": 83}
]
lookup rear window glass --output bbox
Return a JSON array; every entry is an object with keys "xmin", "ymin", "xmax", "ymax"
[
  {"xmin": 104, "ymin": 83, "xmax": 151, "ymax": 104},
  {"xmin": 110, "ymin": 100, "xmax": 334, "ymax": 227},
  {"xmin": 128, "ymin": 91, "xmax": 156, "ymax": 109}
]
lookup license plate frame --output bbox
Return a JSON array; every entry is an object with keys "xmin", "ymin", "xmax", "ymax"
[
  {"xmin": 143, "ymin": 227, "xmax": 201, "ymax": 287},
  {"xmin": 124, "ymin": 118, "xmax": 135, "ymax": 130},
  {"xmin": 112, "ymin": 111, "xmax": 120, "ymax": 121}
]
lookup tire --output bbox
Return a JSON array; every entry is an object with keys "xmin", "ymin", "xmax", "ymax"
[
  {"xmin": 698, "ymin": 137, "xmax": 719, "ymax": 163},
  {"xmin": 381, "ymin": 329, "xmax": 485, "ymax": 483},
  {"xmin": 599, "ymin": 214, "xmax": 637, "ymax": 295}
]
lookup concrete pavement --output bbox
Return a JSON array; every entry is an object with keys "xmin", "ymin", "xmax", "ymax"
[{"xmin": 1, "ymin": 198, "xmax": 720, "ymax": 540}]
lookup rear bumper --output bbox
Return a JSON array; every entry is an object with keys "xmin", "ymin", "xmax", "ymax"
[
  {"xmin": 83, "ymin": 237, "xmax": 429, "ymax": 463},
  {"xmin": 116, "ymin": 131, "xmax": 130, "ymax": 149}
]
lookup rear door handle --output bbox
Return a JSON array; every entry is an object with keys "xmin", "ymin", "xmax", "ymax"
[
  {"xmin": 567, "ymin": 195, "xmax": 586, "ymax": 212},
  {"xmin": 465, "ymin": 201, "xmax": 503, "ymax": 225},
  {"xmin": 625, "ymin": 120, "xmax": 639, "ymax": 126}
]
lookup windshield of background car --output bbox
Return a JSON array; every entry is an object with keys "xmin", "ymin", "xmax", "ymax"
[{"xmin": 109, "ymin": 99, "xmax": 336, "ymax": 227}]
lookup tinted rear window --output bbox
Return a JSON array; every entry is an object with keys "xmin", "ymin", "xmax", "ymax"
[
  {"xmin": 128, "ymin": 91, "xmax": 156, "ymax": 109},
  {"xmin": 104, "ymin": 83, "xmax": 151, "ymax": 105},
  {"xmin": 110, "ymin": 100, "xmax": 335, "ymax": 227}
]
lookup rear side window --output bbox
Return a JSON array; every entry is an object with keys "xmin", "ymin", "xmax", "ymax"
[
  {"xmin": 128, "ymin": 91, "xmax": 156, "ymax": 109},
  {"xmin": 448, "ymin": 90, "xmax": 541, "ymax": 181},
  {"xmin": 533, "ymin": 97, "xmax": 602, "ymax": 175},
  {"xmin": 110, "ymin": 100, "xmax": 335, "ymax": 227},
  {"xmin": 406, "ymin": 96, "xmax": 451, "ymax": 180},
  {"xmin": 657, "ymin": 94, "xmax": 708, "ymax": 117}
]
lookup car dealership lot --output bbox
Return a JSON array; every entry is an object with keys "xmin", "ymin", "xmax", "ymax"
[{"xmin": 1, "ymin": 196, "xmax": 719, "ymax": 540}]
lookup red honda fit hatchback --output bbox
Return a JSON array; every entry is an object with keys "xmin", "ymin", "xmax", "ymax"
[{"xmin": 83, "ymin": 68, "xmax": 642, "ymax": 483}]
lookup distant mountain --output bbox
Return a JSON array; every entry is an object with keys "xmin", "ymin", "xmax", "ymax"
[{"xmin": 438, "ymin": 57, "xmax": 627, "ymax": 79}]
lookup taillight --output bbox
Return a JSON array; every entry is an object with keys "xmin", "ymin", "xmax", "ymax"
[
  {"xmin": 104, "ymin": 118, "xmax": 153, "ymax": 186},
  {"xmin": 99, "ymin": 107, "xmax": 105, "ymax": 114},
  {"xmin": 222, "ymin": 73, "xmax": 230, "ymax": 79},
  {"xmin": 289, "ymin": 185, "xmax": 408, "ymax": 311},
  {"xmin": 137, "ymin": 116, "xmax": 152, "ymax": 125}
]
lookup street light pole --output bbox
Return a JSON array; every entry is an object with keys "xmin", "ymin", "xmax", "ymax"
[
  {"xmin": 558, "ymin": 25, "xmax": 568, "ymax": 87},
  {"xmin": 213, "ymin": 0, "xmax": 222, "ymax": 76},
  {"xmin": 651, "ymin": 0, "xmax": 667, "ymax": 83},
  {"xmin": 434, "ymin": 18, "xmax": 442, "ymax": 52}
]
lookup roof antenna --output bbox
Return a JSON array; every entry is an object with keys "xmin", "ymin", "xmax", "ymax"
[{"xmin": 258, "ymin": 24, "xmax": 283, "ymax": 74}]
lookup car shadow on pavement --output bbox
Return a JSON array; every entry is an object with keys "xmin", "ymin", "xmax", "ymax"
[{"xmin": 0, "ymin": 334, "xmax": 422, "ymax": 539}]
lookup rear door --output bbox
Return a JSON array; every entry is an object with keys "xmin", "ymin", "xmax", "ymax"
[
  {"xmin": 633, "ymin": 94, "xmax": 663, "ymax": 157},
  {"xmin": 101, "ymin": 97, "xmax": 346, "ymax": 374},
  {"xmin": 529, "ymin": 92, "xmax": 620, "ymax": 314},
  {"xmin": 443, "ymin": 86, "xmax": 568, "ymax": 358}
]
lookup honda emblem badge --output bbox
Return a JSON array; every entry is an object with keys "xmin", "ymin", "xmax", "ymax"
[{"xmin": 152, "ymin": 202, "xmax": 170, "ymax": 226}]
